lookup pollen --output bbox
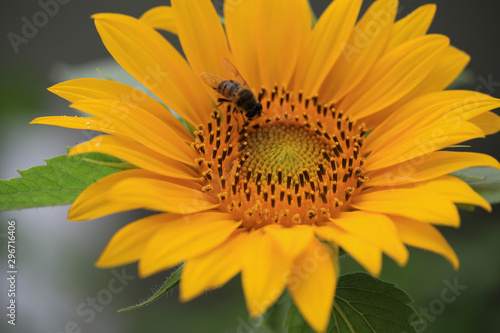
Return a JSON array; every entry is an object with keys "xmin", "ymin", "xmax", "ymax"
[{"xmin": 193, "ymin": 86, "xmax": 368, "ymax": 229}]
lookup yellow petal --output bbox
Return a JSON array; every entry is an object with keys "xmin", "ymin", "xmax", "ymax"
[
  {"xmin": 96, "ymin": 213, "xmax": 174, "ymax": 267},
  {"xmin": 385, "ymin": 4, "xmax": 436, "ymax": 52},
  {"xmin": 68, "ymin": 169, "xmax": 163, "ymax": 221},
  {"xmin": 320, "ymin": 0, "xmax": 397, "ymax": 103},
  {"xmin": 340, "ymin": 34, "xmax": 449, "ymax": 119},
  {"xmin": 288, "ymin": 237, "xmax": 336, "ymax": 333},
  {"xmin": 410, "ymin": 175, "xmax": 491, "ymax": 212},
  {"xmin": 367, "ymin": 90, "xmax": 500, "ymax": 152},
  {"xmin": 48, "ymin": 79, "xmax": 191, "ymax": 141},
  {"xmin": 108, "ymin": 177, "xmax": 219, "ymax": 216},
  {"xmin": 332, "ymin": 211, "xmax": 409, "ymax": 266},
  {"xmin": 172, "ymin": 0, "xmax": 231, "ymax": 101},
  {"xmin": 139, "ymin": 6, "xmax": 177, "ymax": 34},
  {"xmin": 470, "ymin": 111, "xmax": 500, "ymax": 135},
  {"xmin": 352, "ymin": 189, "xmax": 460, "ymax": 227},
  {"xmin": 391, "ymin": 216, "xmax": 459, "ymax": 269},
  {"xmin": 367, "ymin": 151, "xmax": 500, "ymax": 186},
  {"xmin": 313, "ymin": 224, "xmax": 382, "ymax": 276},
  {"xmin": 30, "ymin": 116, "xmax": 117, "ymax": 135},
  {"xmin": 241, "ymin": 230, "xmax": 291, "ymax": 318},
  {"xmin": 139, "ymin": 212, "xmax": 240, "ymax": 277},
  {"xmin": 93, "ymin": 13, "xmax": 212, "ymax": 125},
  {"xmin": 263, "ymin": 224, "xmax": 315, "ymax": 260},
  {"xmin": 255, "ymin": 0, "xmax": 312, "ymax": 88},
  {"xmin": 224, "ymin": 0, "xmax": 263, "ymax": 89},
  {"xmin": 362, "ymin": 46, "xmax": 471, "ymax": 128},
  {"xmin": 70, "ymin": 100, "xmax": 196, "ymax": 165},
  {"xmin": 180, "ymin": 232, "xmax": 248, "ymax": 302},
  {"xmin": 69, "ymin": 135, "xmax": 199, "ymax": 180},
  {"xmin": 366, "ymin": 120, "xmax": 485, "ymax": 170},
  {"xmin": 397, "ymin": 47, "xmax": 470, "ymax": 105},
  {"xmin": 293, "ymin": 0, "xmax": 362, "ymax": 96}
]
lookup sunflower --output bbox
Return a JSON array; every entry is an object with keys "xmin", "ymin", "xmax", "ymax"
[{"xmin": 31, "ymin": 0, "xmax": 500, "ymax": 331}]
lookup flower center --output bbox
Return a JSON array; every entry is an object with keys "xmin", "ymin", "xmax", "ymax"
[
  {"xmin": 193, "ymin": 87, "xmax": 368, "ymax": 229},
  {"xmin": 243, "ymin": 124, "xmax": 326, "ymax": 183}
]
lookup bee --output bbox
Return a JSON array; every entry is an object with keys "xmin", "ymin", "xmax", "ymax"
[{"xmin": 200, "ymin": 58, "xmax": 263, "ymax": 122}]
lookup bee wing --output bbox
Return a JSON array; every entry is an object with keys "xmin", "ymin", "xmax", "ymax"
[
  {"xmin": 222, "ymin": 58, "xmax": 249, "ymax": 88},
  {"xmin": 200, "ymin": 72, "xmax": 226, "ymax": 90}
]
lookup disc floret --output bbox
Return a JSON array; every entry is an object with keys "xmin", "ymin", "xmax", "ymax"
[{"xmin": 194, "ymin": 86, "xmax": 368, "ymax": 229}]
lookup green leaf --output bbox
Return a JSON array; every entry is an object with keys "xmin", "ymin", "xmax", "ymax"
[
  {"xmin": 118, "ymin": 264, "xmax": 183, "ymax": 313},
  {"xmin": 0, "ymin": 152, "xmax": 121, "ymax": 211},
  {"xmin": 82, "ymin": 158, "xmax": 136, "ymax": 170},
  {"xmin": 285, "ymin": 303, "xmax": 315, "ymax": 333},
  {"xmin": 260, "ymin": 291, "xmax": 292, "ymax": 332},
  {"xmin": 447, "ymin": 69, "xmax": 475, "ymax": 89},
  {"xmin": 452, "ymin": 167, "xmax": 500, "ymax": 204},
  {"xmin": 456, "ymin": 203, "xmax": 476, "ymax": 212},
  {"xmin": 285, "ymin": 272, "xmax": 420, "ymax": 333},
  {"xmin": 219, "ymin": 15, "xmax": 225, "ymax": 26},
  {"xmin": 331, "ymin": 273, "xmax": 419, "ymax": 332}
]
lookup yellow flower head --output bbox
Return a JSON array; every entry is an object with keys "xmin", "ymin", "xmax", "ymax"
[{"xmin": 32, "ymin": 0, "xmax": 500, "ymax": 331}]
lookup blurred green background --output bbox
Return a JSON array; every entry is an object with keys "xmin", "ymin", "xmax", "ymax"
[{"xmin": 1, "ymin": 0, "xmax": 499, "ymax": 332}]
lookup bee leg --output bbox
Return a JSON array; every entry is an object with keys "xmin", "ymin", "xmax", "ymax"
[
  {"xmin": 214, "ymin": 99, "xmax": 231, "ymax": 120},
  {"xmin": 240, "ymin": 114, "xmax": 250, "ymax": 132},
  {"xmin": 217, "ymin": 98, "xmax": 231, "ymax": 107},
  {"xmin": 231, "ymin": 107, "xmax": 240, "ymax": 132}
]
